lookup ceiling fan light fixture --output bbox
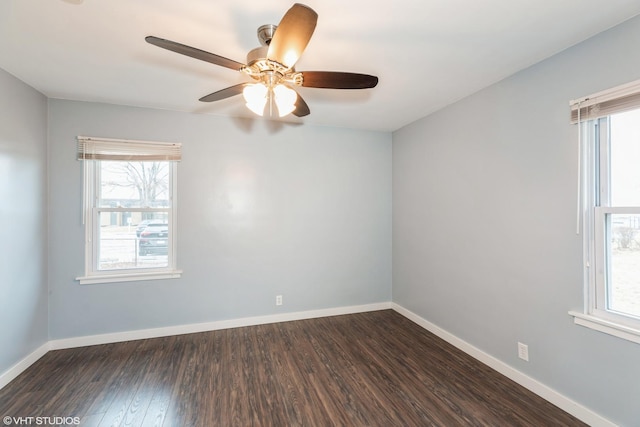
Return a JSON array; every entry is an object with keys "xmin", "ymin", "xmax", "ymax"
[
  {"xmin": 273, "ymin": 84, "xmax": 297, "ymax": 117},
  {"xmin": 146, "ymin": 4, "xmax": 378, "ymax": 120},
  {"xmin": 243, "ymin": 83, "xmax": 268, "ymax": 116}
]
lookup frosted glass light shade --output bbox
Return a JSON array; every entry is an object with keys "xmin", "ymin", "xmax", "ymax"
[
  {"xmin": 243, "ymin": 83, "xmax": 268, "ymax": 116},
  {"xmin": 273, "ymin": 84, "xmax": 297, "ymax": 117}
]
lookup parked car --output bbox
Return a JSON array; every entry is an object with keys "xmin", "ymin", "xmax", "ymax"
[
  {"xmin": 135, "ymin": 220, "xmax": 153, "ymax": 237},
  {"xmin": 138, "ymin": 224, "xmax": 169, "ymax": 256}
]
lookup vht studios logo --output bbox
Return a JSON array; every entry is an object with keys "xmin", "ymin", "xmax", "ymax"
[{"xmin": 3, "ymin": 416, "xmax": 80, "ymax": 425}]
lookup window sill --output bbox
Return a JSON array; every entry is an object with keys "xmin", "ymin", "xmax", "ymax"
[
  {"xmin": 76, "ymin": 269, "xmax": 182, "ymax": 285},
  {"xmin": 569, "ymin": 311, "xmax": 640, "ymax": 345}
]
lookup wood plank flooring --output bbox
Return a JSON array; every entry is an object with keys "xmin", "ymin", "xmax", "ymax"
[{"xmin": 0, "ymin": 310, "xmax": 587, "ymax": 426}]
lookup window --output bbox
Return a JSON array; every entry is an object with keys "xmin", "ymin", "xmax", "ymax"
[
  {"xmin": 570, "ymin": 81, "xmax": 640, "ymax": 344},
  {"xmin": 76, "ymin": 137, "xmax": 182, "ymax": 284}
]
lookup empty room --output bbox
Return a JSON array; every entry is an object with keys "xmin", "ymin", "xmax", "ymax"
[{"xmin": 1, "ymin": 1, "xmax": 640, "ymax": 426}]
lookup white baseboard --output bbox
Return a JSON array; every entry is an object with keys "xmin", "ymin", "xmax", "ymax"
[
  {"xmin": 1, "ymin": 302, "xmax": 390, "ymax": 390},
  {"xmin": 391, "ymin": 303, "xmax": 616, "ymax": 427},
  {"xmin": 0, "ymin": 343, "xmax": 50, "ymax": 389},
  {"xmin": 48, "ymin": 302, "xmax": 392, "ymax": 350}
]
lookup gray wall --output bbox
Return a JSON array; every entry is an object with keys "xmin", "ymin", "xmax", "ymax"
[
  {"xmin": 0, "ymin": 69, "xmax": 48, "ymax": 373},
  {"xmin": 47, "ymin": 100, "xmax": 392, "ymax": 339},
  {"xmin": 393, "ymin": 15, "xmax": 640, "ymax": 426}
]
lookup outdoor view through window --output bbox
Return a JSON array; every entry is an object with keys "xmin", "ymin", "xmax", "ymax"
[
  {"xmin": 97, "ymin": 160, "xmax": 171, "ymax": 271},
  {"xmin": 606, "ymin": 109, "xmax": 640, "ymax": 318}
]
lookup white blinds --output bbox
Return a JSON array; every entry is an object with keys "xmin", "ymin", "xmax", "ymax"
[
  {"xmin": 77, "ymin": 136, "xmax": 182, "ymax": 161},
  {"xmin": 570, "ymin": 78, "xmax": 640, "ymax": 124}
]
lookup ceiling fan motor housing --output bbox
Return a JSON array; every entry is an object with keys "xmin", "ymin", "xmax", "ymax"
[
  {"xmin": 246, "ymin": 25, "xmax": 285, "ymax": 78},
  {"xmin": 246, "ymin": 45, "xmax": 269, "ymax": 66},
  {"xmin": 244, "ymin": 24, "xmax": 303, "ymax": 87}
]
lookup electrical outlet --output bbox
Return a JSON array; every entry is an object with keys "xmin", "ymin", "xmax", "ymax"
[
  {"xmin": 518, "ymin": 342, "xmax": 529, "ymax": 361},
  {"xmin": 276, "ymin": 295, "xmax": 283, "ymax": 306}
]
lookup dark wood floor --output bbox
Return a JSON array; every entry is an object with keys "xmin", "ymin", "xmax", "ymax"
[{"xmin": 0, "ymin": 310, "xmax": 586, "ymax": 427}]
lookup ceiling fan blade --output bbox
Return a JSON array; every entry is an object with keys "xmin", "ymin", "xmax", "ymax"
[
  {"xmin": 300, "ymin": 71, "xmax": 378, "ymax": 89},
  {"xmin": 199, "ymin": 84, "xmax": 248, "ymax": 102},
  {"xmin": 292, "ymin": 92, "xmax": 310, "ymax": 117},
  {"xmin": 267, "ymin": 4, "xmax": 318, "ymax": 69},
  {"xmin": 146, "ymin": 36, "xmax": 245, "ymax": 71}
]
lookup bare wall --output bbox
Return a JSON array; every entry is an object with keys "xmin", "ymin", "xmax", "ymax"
[
  {"xmin": 0, "ymin": 68, "xmax": 48, "ymax": 374},
  {"xmin": 47, "ymin": 100, "xmax": 392, "ymax": 339},
  {"xmin": 392, "ymin": 14, "xmax": 640, "ymax": 426}
]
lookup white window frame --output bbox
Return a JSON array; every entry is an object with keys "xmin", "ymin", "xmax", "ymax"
[
  {"xmin": 570, "ymin": 115, "xmax": 640, "ymax": 344},
  {"xmin": 75, "ymin": 137, "xmax": 182, "ymax": 285}
]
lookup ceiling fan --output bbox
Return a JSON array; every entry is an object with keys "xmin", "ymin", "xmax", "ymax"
[{"xmin": 145, "ymin": 3, "xmax": 378, "ymax": 118}]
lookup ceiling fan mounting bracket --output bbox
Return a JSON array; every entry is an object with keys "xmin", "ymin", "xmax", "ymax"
[{"xmin": 257, "ymin": 24, "xmax": 277, "ymax": 46}]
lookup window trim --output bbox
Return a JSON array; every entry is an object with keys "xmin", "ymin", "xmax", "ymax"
[
  {"xmin": 593, "ymin": 206, "xmax": 640, "ymax": 324},
  {"xmin": 570, "ymin": 114, "xmax": 640, "ymax": 344},
  {"xmin": 77, "ymin": 269, "xmax": 183, "ymax": 285},
  {"xmin": 569, "ymin": 310, "xmax": 640, "ymax": 345},
  {"xmin": 76, "ymin": 140, "xmax": 181, "ymax": 284}
]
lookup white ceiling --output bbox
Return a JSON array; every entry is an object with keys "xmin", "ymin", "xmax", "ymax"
[{"xmin": 1, "ymin": 0, "xmax": 640, "ymax": 132}]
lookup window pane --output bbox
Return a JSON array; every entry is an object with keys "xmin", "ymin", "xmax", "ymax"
[
  {"xmin": 610, "ymin": 110, "xmax": 640, "ymax": 207},
  {"xmin": 97, "ymin": 211, "xmax": 169, "ymax": 271},
  {"xmin": 99, "ymin": 161, "xmax": 170, "ymax": 208},
  {"xmin": 607, "ymin": 213, "xmax": 640, "ymax": 318}
]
